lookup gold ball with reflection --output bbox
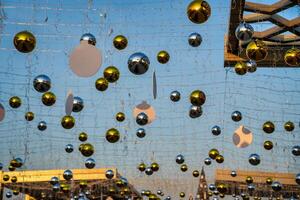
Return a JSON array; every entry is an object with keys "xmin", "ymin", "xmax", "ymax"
[
  {"xmin": 209, "ymin": 148, "xmax": 219, "ymax": 159},
  {"xmin": 180, "ymin": 164, "xmax": 188, "ymax": 172},
  {"xmin": 113, "ymin": 35, "xmax": 128, "ymax": 50},
  {"xmin": 246, "ymin": 40, "xmax": 268, "ymax": 61},
  {"xmin": 3, "ymin": 174, "xmax": 9, "ymax": 181},
  {"xmin": 235, "ymin": 62, "xmax": 247, "ymax": 75},
  {"xmin": 151, "ymin": 162, "xmax": 159, "ymax": 172},
  {"xmin": 116, "ymin": 112, "xmax": 125, "ymax": 122},
  {"xmin": 179, "ymin": 192, "xmax": 185, "ymax": 198},
  {"xmin": 266, "ymin": 177, "xmax": 273, "ymax": 185},
  {"xmin": 13, "ymin": 31, "xmax": 36, "ymax": 53},
  {"xmin": 12, "ymin": 189, "xmax": 19, "ymax": 196},
  {"xmin": 284, "ymin": 121, "xmax": 294, "ymax": 132},
  {"xmin": 138, "ymin": 163, "xmax": 146, "ymax": 172},
  {"xmin": 263, "ymin": 121, "xmax": 275, "ymax": 134},
  {"xmin": 79, "ymin": 132, "xmax": 88, "ymax": 142},
  {"xmin": 11, "ymin": 176, "xmax": 17, "ymax": 183},
  {"xmin": 8, "ymin": 165, "xmax": 15, "ymax": 171},
  {"xmin": 9, "ymin": 96, "xmax": 21, "ymax": 108},
  {"xmin": 157, "ymin": 51, "xmax": 170, "ymax": 64},
  {"xmin": 216, "ymin": 155, "xmax": 224, "ymax": 163},
  {"xmin": 25, "ymin": 112, "xmax": 34, "ymax": 121},
  {"xmin": 95, "ymin": 77, "xmax": 109, "ymax": 91},
  {"xmin": 42, "ymin": 92, "xmax": 56, "ymax": 106},
  {"xmin": 246, "ymin": 176, "xmax": 253, "ymax": 184},
  {"xmin": 190, "ymin": 90, "xmax": 206, "ymax": 106},
  {"xmin": 103, "ymin": 66, "xmax": 120, "ymax": 83},
  {"xmin": 264, "ymin": 140, "xmax": 273, "ymax": 150},
  {"xmin": 106, "ymin": 128, "xmax": 120, "ymax": 143},
  {"xmin": 217, "ymin": 183, "xmax": 227, "ymax": 194},
  {"xmin": 80, "ymin": 143, "xmax": 94, "ymax": 157},
  {"xmin": 284, "ymin": 48, "xmax": 300, "ymax": 66},
  {"xmin": 193, "ymin": 170, "xmax": 200, "ymax": 177},
  {"xmin": 61, "ymin": 115, "xmax": 75, "ymax": 129},
  {"xmin": 208, "ymin": 191, "xmax": 213, "ymax": 196},
  {"xmin": 149, "ymin": 194, "xmax": 157, "ymax": 200},
  {"xmin": 187, "ymin": 0, "xmax": 211, "ymax": 24}
]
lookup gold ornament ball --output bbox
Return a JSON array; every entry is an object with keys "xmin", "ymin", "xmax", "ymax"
[
  {"xmin": 149, "ymin": 194, "xmax": 157, "ymax": 200},
  {"xmin": 284, "ymin": 48, "xmax": 300, "ymax": 66},
  {"xmin": 138, "ymin": 163, "xmax": 146, "ymax": 172},
  {"xmin": 42, "ymin": 92, "xmax": 56, "ymax": 106},
  {"xmin": 9, "ymin": 96, "xmax": 21, "ymax": 108},
  {"xmin": 113, "ymin": 35, "xmax": 128, "ymax": 50},
  {"xmin": 263, "ymin": 121, "xmax": 275, "ymax": 134},
  {"xmin": 80, "ymin": 143, "xmax": 94, "ymax": 157},
  {"xmin": 3, "ymin": 174, "xmax": 9, "ymax": 181},
  {"xmin": 8, "ymin": 165, "xmax": 15, "ymax": 171},
  {"xmin": 179, "ymin": 192, "xmax": 185, "ymax": 198},
  {"xmin": 235, "ymin": 62, "xmax": 247, "ymax": 75},
  {"xmin": 11, "ymin": 176, "xmax": 17, "ymax": 183},
  {"xmin": 115, "ymin": 179, "xmax": 124, "ymax": 187},
  {"xmin": 246, "ymin": 176, "xmax": 253, "ymax": 184},
  {"xmin": 187, "ymin": 0, "xmax": 211, "ymax": 24},
  {"xmin": 95, "ymin": 77, "xmax": 109, "ymax": 91},
  {"xmin": 25, "ymin": 112, "xmax": 34, "ymax": 121},
  {"xmin": 284, "ymin": 121, "xmax": 294, "ymax": 132},
  {"xmin": 209, "ymin": 148, "xmax": 219, "ymax": 159},
  {"xmin": 12, "ymin": 189, "xmax": 19, "ymax": 196},
  {"xmin": 103, "ymin": 66, "xmax": 120, "ymax": 83},
  {"xmin": 193, "ymin": 170, "xmax": 200, "ymax": 177},
  {"xmin": 208, "ymin": 191, "xmax": 213, "ymax": 196},
  {"xmin": 180, "ymin": 164, "xmax": 188, "ymax": 172},
  {"xmin": 61, "ymin": 115, "xmax": 75, "ymax": 129},
  {"xmin": 264, "ymin": 140, "xmax": 273, "ymax": 150},
  {"xmin": 151, "ymin": 162, "xmax": 159, "ymax": 172},
  {"xmin": 116, "ymin": 112, "xmax": 125, "ymax": 122},
  {"xmin": 190, "ymin": 90, "xmax": 206, "ymax": 106},
  {"xmin": 106, "ymin": 128, "xmax": 120, "ymax": 143},
  {"xmin": 216, "ymin": 155, "xmax": 224, "ymax": 163},
  {"xmin": 217, "ymin": 183, "xmax": 227, "ymax": 194},
  {"xmin": 157, "ymin": 51, "xmax": 170, "ymax": 64},
  {"xmin": 266, "ymin": 177, "xmax": 273, "ymax": 185},
  {"xmin": 246, "ymin": 40, "xmax": 268, "ymax": 61},
  {"xmin": 220, "ymin": 193, "xmax": 225, "ymax": 198},
  {"xmin": 79, "ymin": 132, "xmax": 88, "ymax": 142},
  {"xmin": 13, "ymin": 31, "xmax": 36, "ymax": 53}
]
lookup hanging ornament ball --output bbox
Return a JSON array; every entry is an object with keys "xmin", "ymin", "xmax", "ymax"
[
  {"xmin": 176, "ymin": 154, "xmax": 185, "ymax": 164},
  {"xmin": 263, "ymin": 121, "xmax": 275, "ymax": 134},
  {"xmin": 85, "ymin": 158, "xmax": 96, "ymax": 169},
  {"xmin": 3, "ymin": 174, "xmax": 9, "ymax": 181},
  {"xmin": 12, "ymin": 189, "xmax": 19, "ymax": 196},
  {"xmin": 42, "ymin": 92, "xmax": 56, "ymax": 106},
  {"xmin": 209, "ymin": 148, "xmax": 219, "ymax": 159},
  {"xmin": 79, "ymin": 132, "xmax": 88, "ymax": 142},
  {"xmin": 61, "ymin": 115, "xmax": 75, "ymax": 129},
  {"xmin": 189, "ymin": 105, "xmax": 203, "ymax": 118},
  {"xmin": 217, "ymin": 183, "xmax": 228, "ymax": 194},
  {"xmin": 212, "ymin": 125, "xmax": 221, "ymax": 136},
  {"xmin": 263, "ymin": 141, "xmax": 273, "ymax": 150},
  {"xmin": 50, "ymin": 176, "xmax": 59, "ymax": 185},
  {"xmin": 136, "ymin": 128, "xmax": 146, "ymax": 138},
  {"xmin": 248, "ymin": 184, "xmax": 255, "ymax": 191},
  {"xmin": 179, "ymin": 192, "xmax": 185, "ymax": 198},
  {"xmin": 235, "ymin": 62, "xmax": 247, "ymax": 75},
  {"xmin": 80, "ymin": 143, "xmax": 94, "ymax": 157},
  {"xmin": 33, "ymin": 75, "xmax": 51, "ymax": 93},
  {"xmin": 180, "ymin": 164, "xmax": 188, "ymax": 172},
  {"xmin": 10, "ymin": 158, "xmax": 23, "ymax": 168},
  {"xmin": 166, "ymin": 196, "xmax": 171, "ymax": 200},
  {"xmin": 95, "ymin": 77, "xmax": 109, "ymax": 91},
  {"xmin": 235, "ymin": 22, "xmax": 254, "ymax": 43},
  {"xmin": 37, "ymin": 121, "xmax": 47, "ymax": 131},
  {"xmin": 193, "ymin": 170, "xmax": 200, "ymax": 177},
  {"xmin": 292, "ymin": 145, "xmax": 300, "ymax": 156},
  {"xmin": 13, "ymin": 31, "xmax": 36, "ymax": 53},
  {"xmin": 208, "ymin": 184, "xmax": 216, "ymax": 191},
  {"xmin": 116, "ymin": 112, "xmax": 125, "ymax": 122},
  {"xmin": 145, "ymin": 167, "xmax": 153, "ymax": 176},
  {"xmin": 187, "ymin": 0, "xmax": 211, "ymax": 24},
  {"xmin": 204, "ymin": 157, "xmax": 212, "ymax": 165},
  {"xmin": 106, "ymin": 128, "xmax": 120, "ymax": 143},
  {"xmin": 113, "ymin": 35, "xmax": 128, "ymax": 50},
  {"xmin": 105, "ymin": 169, "xmax": 114, "ymax": 179},
  {"xmin": 157, "ymin": 51, "xmax": 170, "ymax": 64},
  {"xmin": 52, "ymin": 183, "xmax": 60, "ymax": 192},
  {"xmin": 72, "ymin": 96, "xmax": 84, "ymax": 112},
  {"xmin": 8, "ymin": 165, "xmax": 15, "ymax": 171},
  {"xmin": 271, "ymin": 181, "xmax": 282, "ymax": 192},
  {"xmin": 63, "ymin": 169, "xmax": 73, "ymax": 181},
  {"xmin": 136, "ymin": 112, "xmax": 149, "ymax": 126},
  {"xmin": 246, "ymin": 60, "xmax": 257, "ymax": 73},
  {"xmin": 103, "ymin": 66, "xmax": 120, "ymax": 83},
  {"xmin": 248, "ymin": 153, "xmax": 260, "ymax": 166},
  {"xmin": 170, "ymin": 91, "xmax": 181, "ymax": 102},
  {"xmin": 151, "ymin": 162, "xmax": 159, "ymax": 172},
  {"xmin": 190, "ymin": 90, "xmax": 206, "ymax": 106},
  {"xmin": 80, "ymin": 33, "xmax": 96, "ymax": 45},
  {"xmin": 246, "ymin": 40, "xmax": 268, "ymax": 61},
  {"xmin": 216, "ymin": 155, "xmax": 224, "ymax": 163},
  {"xmin": 284, "ymin": 48, "xmax": 300, "ymax": 66},
  {"xmin": 9, "ymin": 96, "xmax": 21, "ymax": 108},
  {"xmin": 128, "ymin": 52, "xmax": 150, "ymax": 75},
  {"xmin": 231, "ymin": 170, "xmax": 237, "ymax": 177},
  {"xmin": 232, "ymin": 111, "xmax": 242, "ymax": 122},
  {"xmin": 188, "ymin": 32, "xmax": 202, "ymax": 47},
  {"xmin": 157, "ymin": 190, "xmax": 162, "ymax": 196},
  {"xmin": 284, "ymin": 121, "xmax": 294, "ymax": 132},
  {"xmin": 6, "ymin": 191, "xmax": 12, "ymax": 198},
  {"xmin": 295, "ymin": 173, "xmax": 300, "ymax": 185},
  {"xmin": 65, "ymin": 144, "xmax": 74, "ymax": 153},
  {"xmin": 266, "ymin": 177, "xmax": 273, "ymax": 185},
  {"xmin": 246, "ymin": 176, "xmax": 253, "ymax": 184},
  {"xmin": 25, "ymin": 112, "xmax": 34, "ymax": 121},
  {"xmin": 138, "ymin": 163, "xmax": 146, "ymax": 172}
]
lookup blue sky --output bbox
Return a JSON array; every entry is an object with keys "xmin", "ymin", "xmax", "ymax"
[{"xmin": 0, "ymin": 0, "xmax": 299, "ymax": 199}]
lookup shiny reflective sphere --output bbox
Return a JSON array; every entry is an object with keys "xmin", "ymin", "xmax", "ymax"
[
  {"xmin": 235, "ymin": 62, "xmax": 247, "ymax": 75},
  {"xmin": 170, "ymin": 91, "xmax": 181, "ymax": 102},
  {"xmin": 104, "ymin": 66, "xmax": 120, "ymax": 83},
  {"xmin": 246, "ymin": 176, "xmax": 253, "ymax": 184},
  {"xmin": 284, "ymin": 48, "xmax": 300, "ymax": 66},
  {"xmin": 216, "ymin": 155, "xmax": 224, "ymax": 163},
  {"xmin": 204, "ymin": 157, "xmax": 212, "ymax": 165},
  {"xmin": 106, "ymin": 128, "xmax": 120, "ymax": 143},
  {"xmin": 3, "ymin": 174, "xmax": 9, "ymax": 181},
  {"xmin": 25, "ymin": 112, "xmax": 34, "ymax": 121},
  {"xmin": 295, "ymin": 173, "xmax": 300, "ymax": 185},
  {"xmin": 11, "ymin": 176, "xmax": 17, "ymax": 183},
  {"xmin": 151, "ymin": 162, "xmax": 159, "ymax": 172},
  {"xmin": 145, "ymin": 167, "xmax": 153, "ymax": 176},
  {"xmin": 179, "ymin": 192, "xmax": 185, "ymax": 198},
  {"xmin": 246, "ymin": 40, "xmax": 268, "ymax": 61},
  {"xmin": 12, "ymin": 189, "xmax": 19, "ymax": 196},
  {"xmin": 79, "ymin": 132, "xmax": 88, "ymax": 142},
  {"xmin": 248, "ymin": 184, "xmax": 255, "ymax": 191},
  {"xmin": 106, "ymin": 169, "xmax": 114, "ymax": 179},
  {"xmin": 9, "ymin": 96, "xmax": 21, "ymax": 108},
  {"xmin": 80, "ymin": 33, "xmax": 96, "ymax": 45},
  {"xmin": 136, "ymin": 128, "xmax": 146, "ymax": 138},
  {"xmin": 6, "ymin": 191, "xmax": 12, "ymax": 198},
  {"xmin": 52, "ymin": 183, "xmax": 60, "ymax": 192},
  {"xmin": 193, "ymin": 170, "xmax": 200, "ymax": 177},
  {"xmin": 63, "ymin": 169, "xmax": 73, "ymax": 181},
  {"xmin": 128, "ymin": 52, "xmax": 150, "ymax": 75},
  {"xmin": 208, "ymin": 184, "xmax": 216, "ymax": 191},
  {"xmin": 136, "ymin": 112, "xmax": 148, "ymax": 125},
  {"xmin": 85, "ymin": 158, "xmax": 96, "ymax": 169},
  {"xmin": 72, "ymin": 96, "xmax": 84, "ymax": 112},
  {"xmin": 33, "ymin": 75, "xmax": 51, "ymax": 93},
  {"xmin": 14, "ymin": 31, "xmax": 36, "ymax": 53},
  {"xmin": 190, "ymin": 90, "xmax": 206, "ymax": 106},
  {"xmin": 217, "ymin": 183, "xmax": 228, "ymax": 194},
  {"xmin": 187, "ymin": 0, "xmax": 211, "ymax": 24},
  {"xmin": 188, "ymin": 32, "xmax": 202, "ymax": 47},
  {"xmin": 263, "ymin": 121, "xmax": 275, "ymax": 134},
  {"xmin": 232, "ymin": 111, "xmax": 242, "ymax": 122},
  {"xmin": 37, "ymin": 121, "xmax": 47, "ymax": 131},
  {"xmin": 189, "ymin": 105, "xmax": 202, "ymax": 118},
  {"xmin": 138, "ymin": 163, "xmax": 146, "ymax": 172},
  {"xmin": 231, "ymin": 170, "xmax": 237, "ymax": 177},
  {"xmin": 212, "ymin": 125, "xmax": 221, "ymax": 136},
  {"xmin": 80, "ymin": 143, "xmax": 94, "ymax": 157},
  {"xmin": 246, "ymin": 60, "xmax": 257, "ymax": 73},
  {"xmin": 180, "ymin": 164, "xmax": 188, "ymax": 172},
  {"xmin": 61, "ymin": 115, "xmax": 75, "ymax": 129},
  {"xmin": 292, "ymin": 145, "xmax": 300, "ymax": 156},
  {"xmin": 10, "ymin": 157, "xmax": 23, "ymax": 168},
  {"xmin": 50, "ymin": 176, "xmax": 59, "ymax": 185},
  {"xmin": 209, "ymin": 149, "xmax": 219, "ymax": 159},
  {"xmin": 95, "ymin": 77, "xmax": 109, "ymax": 91},
  {"xmin": 113, "ymin": 35, "xmax": 128, "ymax": 50},
  {"xmin": 235, "ymin": 22, "xmax": 254, "ymax": 43},
  {"xmin": 42, "ymin": 92, "xmax": 56, "ymax": 106},
  {"xmin": 264, "ymin": 141, "xmax": 273, "ymax": 150},
  {"xmin": 266, "ymin": 177, "xmax": 273, "ymax": 185},
  {"xmin": 271, "ymin": 181, "xmax": 282, "ymax": 192},
  {"xmin": 284, "ymin": 121, "xmax": 294, "ymax": 132},
  {"xmin": 116, "ymin": 112, "xmax": 125, "ymax": 122},
  {"xmin": 157, "ymin": 51, "xmax": 170, "ymax": 64},
  {"xmin": 176, "ymin": 154, "xmax": 185, "ymax": 164},
  {"xmin": 248, "ymin": 154, "xmax": 260, "ymax": 166}
]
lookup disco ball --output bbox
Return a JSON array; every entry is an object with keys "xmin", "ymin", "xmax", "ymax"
[
  {"xmin": 263, "ymin": 121, "xmax": 275, "ymax": 134},
  {"xmin": 6, "ymin": 191, "xmax": 12, "ymax": 198},
  {"xmin": 248, "ymin": 154, "xmax": 260, "ymax": 166},
  {"xmin": 103, "ymin": 66, "xmax": 120, "ymax": 83},
  {"xmin": 95, "ymin": 77, "xmax": 109, "ymax": 91},
  {"xmin": 37, "ymin": 121, "xmax": 47, "ymax": 131},
  {"xmin": 80, "ymin": 33, "xmax": 96, "ymax": 45},
  {"xmin": 190, "ymin": 90, "xmax": 206, "ymax": 106},
  {"xmin": 106, "ymin": 128, "xmax": 120, "ymax": 143},
  {"xmin": 106, "ymin": 169, "xmax": 114, "ymax": 179},
  {"xmin": 25, "ymin": 112, "xmax": 34, "ymax": 121},
  {"xmin": 209, "ymin": 149, "xmax": 219, "ymax": 159},
  {"xmin": 80, "ymin": 143, "xmax": 94, "ymax": 157},
  {"xmin": 33, "ymin": 74, "xmax": 51, "ymax": 93},
  {"xmin": 176, "ymin": 154, "xmax": 185, "ymax": 164},
  {"xmin": 180, "ymin": 164, "xmax": 188, "ymax": 172},
  {"xmin": 266, "ymin": 177, "xmax": 273, "ymax": 185},
  {"xmin": 231, "ymin": 170, "xmax": 237, "ymax": 177},
  {"xmin": 284, "ymin": 48, "xmax": 300, "ymax": 66},
  {"xmin": 284, "ymin": 121, "xmax": 294, "ymax": 132},
  {"xmin": 292, "ymin": 145, "xmax": 300, "ymax": 156},
  {"xmin": 235, "ymin": 62, "xmax": 247, "ymax": 75},
  {"xmin": 204, "ymin": 157, "xmax": 212, "ymax": 165},
  {"xmin": 245, "ymin": 60, "xmax": 257, "ymax": 73},
  {"xmin": 72, "ymin": 96, "xmax": 84, "ymax": 112},
  {"xmin": 138, "ymin": 163, "xmax": 146, "ymax": 172},
  {"xmin": 79, "ymin": 132, "xmax": 88, "ymax": 142},
  {"xmin": 61, "ymin": 115, "xmax": 75, "ymax": 129},
  {"xmin": 151, "ymin": 162, "xmax": 159, "ymax": 172},
  {"xmin": 85, "ymin": 158, "xmax": 96, "ymax": 169},
  {"xmin": 208, "ymin": 184, "xmax": 216, "ymax": 191},
  {"xmin": 187, "ymin": 0, "xmax": 211, "ymax": 24},
  {"xmin": 113, "ymin": 35, "xmax": 128, "ymax": 50},
  {"xmin": 116, "ymin": 112, "xmax": 125, "ymax": 122},
  {"xmin": 13, "ymin": 31, "xmax": 36, "ymax": 53},
  {"xmin": 170, "ymin": 91, "xmax": 181, "ymax": 102},
  {"xmin": 189, "ymin": 105, "xmax": 202, "ymax": 118},
  {"xmin": 136, "ymin": 128, "xmax": 146, "ymax": 138},
  {"xmin": 246, "ymin": 176, "xmax": 253, "ymax": 184},
  {"xmin": 271, "ymin": 181, "xmax": 282, "ymax": 192},
  {"xmin": 188, "ymin": 32, "xmax": 202, "ymax": 47},
  {"xmin": 263, "ymin": 141, "xmax": 273, "ymax": 150},
  {"xmin": 42, "ymin": 92, "xmax": 56, "ymax": 106},
  {"xmin": 63, "ymin": 169, "xmax": 73, "ymax": 181},
  {"xmin": 246, "ymin": 40, "xmax": 268, "ymax": 61},
  {"xmin": 232, "ymin": 111, "xmax": 242, "ymax": 122},
  {"xmin": 235, "ymin": 22, "xmax": 254, "ymax": 43},
  {"xmin": 136, "ymin": 112, "xmax": 149, "ymax": 125},
  {"xmin": 157, "ymin": 51, "xmax": 170, "ymax": 64},
  {"xmin": 128, "ymin": 52, "xmax": 150, "ymax": 75},
  {"xmin": 9, "ymin": 96, "xmax": 21, "ymax": 108},
  {"xmin": 216, "ymin": 155, "xmax": 224, "ymax": 163},
  {"xmin": 145, "ymin": 167, "xmax": 153, "ymax": 176},
  {"xmin": 212, "ymin": 125, "xmax": 221, "ymax": 136},
  {"xmin": 50, "ymin": 176, "xmax": 59, "ymax": 185},
  {"xmin": 295, "ymin": 173, "xmax": 300, "ymax": 185},
  {"xmin": 193, "ymin": 170, "xmax": 200, "ymax": 177}
]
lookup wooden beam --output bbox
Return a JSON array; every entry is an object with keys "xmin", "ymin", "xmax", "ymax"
[{"xmin": 244, "ymin": 0, "xmax": 295, "ymax": 15}]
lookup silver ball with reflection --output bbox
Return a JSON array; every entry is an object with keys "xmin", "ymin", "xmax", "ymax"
[
  {"xmin": 246, "ymin": 60, "xmax": 257, "ymax": 73},
  {"xmin": 128, "ymin": 52, "xmax": 150, "ymax": 75},
  {"xmin": 63, "ymin": 169, "xmax": 73, "ymax": 181},
  {"xmin": 105, "ymin": 169, "xmax": 114, "ymax": 179},
  {"xmin": 33, "ymin": 75, "xmax": 51, "ymax": 93},
  {"xmin": 295, "ymin": 173, "xmax": 300, "ymax": 185},
  {"xmin": 231, "ymin": 170, "xmax": 237, "ymax": 177},
  {"xmin": 80, "ymin": 33, "xmax": 96, "ymax": 45},
  {"xmin": 52, "ymin": 183, "xmax": 60, "ymax": 192},
  {"xmin": 145, "ymin": 167, "xmax": 153, "ymax": 176},
  {"xmin": 170, "ymin": 91, "xmax": 181, "ymax": 102},
  {"xmin": 232, "ymin": 111, "xmax": 242, "ymax": 122},
  {"xmin": 136, "ymin": 128, "xmax": 146, "ymax": 138},
  {"xmin": 175, "ymin": 154, "xmax": 185, "ymax": 164},
  {"xmin": 189, "ymin": 105, "xmax": 202, "ymax": 118},
  {"xmin": 6, "ymin": 191, "xmax": 12, "ymax": 198},
  {"xmin": 204, "ymin": 157, "xmax": 212, "ymax": 165},
  {"xmin": 271, "ymin": 181, "xmax": 282, "ymax": 192},
  {"xmin": 85, "ymin": 158, "xmax": 96, "ymax": 169},
  {"xmin": 65, "ymin": 144, "xmax": 74, "ymax": 153},
  {"xmin": 211, "ymin": 125, "xmax": 221, "ymax": 136},
  {"xmin": 37, "ymin": 121, "xmax": 47, "ymax": 131},
  {"xmin": 248, "ymin": 153, "xmax": 260, "ymax": 166},
  {"xmin": 292, "ymin": 145, "xmax": 300, "ymax": 156},
  {"xmin": 208, "ymin": 184, "xmax": 216, "ymax": 191},
  {"xmin": 188, "ymin": 32, "xmax": 202, "ymax": 47},
  {"xmin": 72, "ymin": 96, "xmax": 84, "ymax": 112},
  {"xmin": 136, "ymin": 112, "xmax": 148, "ymax": 126},
  {"xmin": 50, "ymin": 176, "xmax": 59, "ymax": 185},
  {"xmin": 235, "ymin": 22, "xmax": 254, "ymax": 43}
]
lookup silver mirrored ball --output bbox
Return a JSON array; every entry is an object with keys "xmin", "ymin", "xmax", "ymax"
[
  {"xmin": 235, "ymin": 22, "xmax": 254, "ymax": 43},
  {"xmin": 136, "ymin": 128, "xmax": 146, "ymax": 138},
  {"xmin": 63, "ymin": 169, "xmax": 73, "ymax": 181},
  {"xmin": 136, "ymin": 112, "xmax": 148, "ymax": 126},
  {"xmin": 188, "ymin": 32, "xmax": 202, "ymax": 47},
  {"xmin": 175, "ymin": 154, "xmax": 185, "ymax": 164},
  {"xmin": 128, "ymin": 52, "xmax": 150, "ymax": 75},
  {"xmin": 189, "ymin": 105, "xmax": 202, "ymax": 118},
  {"xmin": 85, "ymin": 158, "xmax": 96, "ymax": 169},
  {"xmin": 33, "ymin": 75, "xmax": 51, "ymax": 93},
  {"xmin": 65, "ymin": 144, "xmax": 74, "ymax": 153},
  {"xmin": 72, "ymin": 96, "xmax": 84, "ymax": 112},
  {"xmin": 211, "ymin": 125, "xmax": 221, "ymax": 136},
  {"xmin": 80, "ymin": 33, "xmax": 96, "ymax": 45},
  {"xmin": 248, "ymin": 153, "xmax": 260, "ymax": 166},
  {"xmin": 105, "ymin": 169, "xmax": 114, "ymax": 179},
  {"xmin": 170, "ymin": 91, "xmax": 181, "ymax": 102},
  {"xmin": 37, "ymin": 121, "xmax": 47, "ymax": 131}
]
